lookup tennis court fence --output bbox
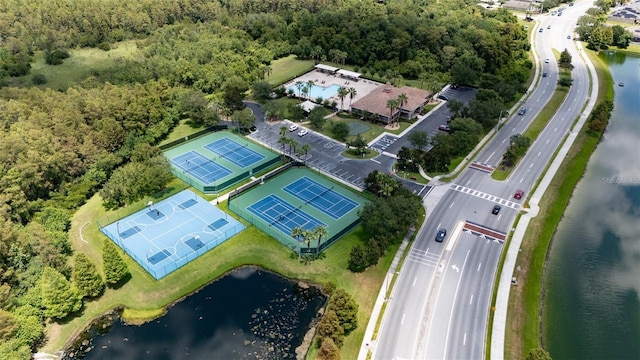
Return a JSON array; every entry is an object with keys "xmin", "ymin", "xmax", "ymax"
[
  {"xmin": 158, "ymin": 125, "xmax": 228, "ymax": 151},
  {"xmin": 100, "ymin": 223, "xmax": 244, "ymax": 280},
  {"xmin": 96, "ymin": 184, "xmax": 189, "ymax": 230}
]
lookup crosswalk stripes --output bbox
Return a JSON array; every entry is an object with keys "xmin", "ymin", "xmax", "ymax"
[
  {"xmin": 449, "ymin": 184, "xmax": 521, "ymax": 211},
  {"xmin": 406, "ymin": 248, "xmax": 440, "ymax": 267}
]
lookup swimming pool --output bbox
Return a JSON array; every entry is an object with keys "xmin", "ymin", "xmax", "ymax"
[{"xmin": 287, "ymin": 83, "xmax": 341, "ymax": 100}]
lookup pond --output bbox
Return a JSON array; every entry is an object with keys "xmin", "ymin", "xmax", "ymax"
[{"xmin": 64, "ymin": 267, "xmax": 326, "ymax": 359}]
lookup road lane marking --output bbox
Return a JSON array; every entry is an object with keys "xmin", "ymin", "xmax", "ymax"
[
  {"xmin": 520, "ymin": 177, "xmax": 524, "ymax": 183},
  {"xmin": 449, "ymin": 202, "xmax": 454, "ymax": 208},
  {"xmin": 466, "ymin": 180, "xmax": 471, "ymax": 186},
  {"xmin": 477, "ymin": 263, "xmax": 482, "ymax": 272},
  {"xmin": 401, "ymin": 313, "xmax": 406, "ymax": 325},
  {"xmin": 502, "ymin": 139, "xmax": 506, "ymax": 143},
  {"xmin": 370, "ymin": 158, "xmax": 381, "ymax": 164},
  {"xmin": 413, "ymin": 277, "xmax": 417, "ymax": 287},
  {"xmin": 437, "ymin": 222, "xmax": 442, "ymax": 229},
  {"xmin": 530, "ymin": 163, "xmax": 534, "ymax": 169},
  {"xmin": 464, "ymin": 333, "xmax": 467, "ymax": 346},
  {"xmin": 443, "ymin": 250, "xmax": 471, "ymax": 358},
  {"xmin": 538, "ymin": 151, "xmax": 542, "ymax": 156},
  {"xmin": 546, "ymin": 139, "xmax": 550, "ymax": 143},
  {"xmin": 470, "ymin": 295, "xmax": 474, "ymax": 305},
  {"xmin": 485, "ymin": 151, "xmax": 495, "ymax": 162},
  {"xmin": 497, "ymin": 214, "xmax": 502, "ymax": 221}
]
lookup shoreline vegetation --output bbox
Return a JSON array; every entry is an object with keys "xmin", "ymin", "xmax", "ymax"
[{"xmin": 506, "ymin": 47, "xmax": 621, "ymax": 359}]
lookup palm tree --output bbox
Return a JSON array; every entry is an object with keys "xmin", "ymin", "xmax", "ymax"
[
  {"xmin": 279, "ymin": 126, "xmax": 288, "ymax": 138},
  {"xmin": 348, "ymin": 87, "xmax": 357, "ymax": 107},
  {"xmin": 396, "ymin": 93, "xmax": 408, "ymax": 126},
  {"xmin": 301, "ymin": 143, "xmax": 311, "ymax": 162},
  {"xmin": 288, "ymin": 138, "xmax": 299, "ymax": 156},
  {"xmin": 418, "ymin": 72, "xmax": 428, "ymax": 89},
  {"xmin": 306, "ymin": 80, "xmax": 315, "ymax": 100},
  {"xmin": 313, "ymin": 226, "xmax": 328, "ymax": 258},
  {"xmin": 302, "ymin": 84, "xmax": 310, "ymax": 100},
  {"xmin": 263, "ymin": 65, "xmax": 272, "ymax": 80},
  {"xmin": 295, "ymin": 81, "xmax": 304, "ymax": 98},
  {"xmin": 386, "ymin": 98, "xmax": 400, "ymax": 126},
  {"xmin": 278, "ymin": 135, "xmax": 288, "ymax": 158},
  {"xmin": 303, "ymin": 229, "xmax": 315, "ymax": 261},
  {"xmin": 291, "ymin": 226, "xmax": 305, "ymax": 259},
  {"xmin": 337, "ymin": 86, "xmax": 349, "ymax": 112}
]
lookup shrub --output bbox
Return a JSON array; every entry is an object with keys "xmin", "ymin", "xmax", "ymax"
[
  {"xmin": 31, "ymin": 73, "xmax": 47, "ymax": 85},
  {"xmin": 97, "ymin": 42, "xmax": 111, "ymax": 51}
]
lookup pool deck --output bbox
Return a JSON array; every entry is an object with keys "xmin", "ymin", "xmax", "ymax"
[{"xmin": 284, "ymin": 69, "xmax": 382, "ymax": 111}]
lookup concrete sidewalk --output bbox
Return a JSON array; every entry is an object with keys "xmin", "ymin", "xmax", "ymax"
[{"xmin": 489, "ymin": 36, "xmax": 599, "ymax": 359}]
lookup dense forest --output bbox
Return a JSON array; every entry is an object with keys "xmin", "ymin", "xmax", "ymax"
[{"xmin": 0, "ymin": 0, "xmax": 532, "ymax": 357}]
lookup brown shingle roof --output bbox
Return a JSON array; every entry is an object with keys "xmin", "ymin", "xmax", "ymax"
[{"xmin": 351, "ymin": 84, "xmax": 431, "ymax": 117}]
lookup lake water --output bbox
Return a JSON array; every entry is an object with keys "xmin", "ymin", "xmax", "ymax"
[
  {"xmin": 542, "ymin": 52, "xmax": 640, "ymax": 359},
  {"xmin": 64, "ymin": 267, "xmax": 326, "ymax": 359}
]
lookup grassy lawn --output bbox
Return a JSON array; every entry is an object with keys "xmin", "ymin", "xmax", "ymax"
[
  {"xmin": 15, "ymin": 40, "xmax": 139, "ymax": 90},
  {"xmin": 505, "ymin": 48, "xmax": 614, "ymax": 359},
  {"xmin": 158, "ymin": 119, "xmax": 206, "ymax": 146},
  {"xmin": 45, "ymin": 183, "xmax": 389, "ymax": 359},
  {"xmin": 427, "ymin": 155, "xmax": 464, "ymax": 179},
  {"xmin": 268, "ymin": 55, "xmax": 315, "ymax": 86},
  {"xmin": 394, "ymin": 169, "xmax": 429, "ymax": 183},
  {"xmin": 341, "ymin": 149, "xmax": 379, "ymax": 159},
  {"xmin": 321, "ymin": 113, "xmax": 410, "ymax": 144}
]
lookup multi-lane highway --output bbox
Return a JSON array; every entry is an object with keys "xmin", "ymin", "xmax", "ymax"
[{"xmin": 374, "ymin": 4, "xmax": 593, "ymax": 359}]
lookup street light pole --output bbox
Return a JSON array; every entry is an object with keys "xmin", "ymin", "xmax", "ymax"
[{"xmin": 496, "ymin": 109, "xmax": 508, "ymax": 132}]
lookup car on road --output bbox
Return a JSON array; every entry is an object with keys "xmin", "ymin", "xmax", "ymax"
[
  {"xmin": 543, "ymin": 72, "xmax": 548, "ymax": 77},
  {"xmin": 438, "ymin": 124, "xmax": 451, "ymax": 132},
  {"xmin": 514, "ymin": 190, "xmax": 524, "ymax": 200},
  {"xmin": 545, "ymin": 58, "xmax": 550, "ymax": 63},
  {"xmin": 297, "ymin": 129, "xmax": 308, "ymax": 137},
  {"xmin": 492, "ymin": 205, "xmax": 501, "ymax": 215},
  {"xmin": 567, "ymin": 35, "xmax": 571, "ymax": 39},
  {"xmin": 518, "ymin": 107, "xmax": 526, "ymax": 115},
  {"xmin": 547, "ymin": 25, "xmax": 551, "ymax": 29},
  {"xmin": 435, "ymin": 229, "xmax": 447, "ymax": 242},
  {"xmin": 539, "ymin": 28, "xmax": 543, "ymax": 33},
  {"xmin": 288, "ymin": 124, "xmax": 298, "ymax": 132}
]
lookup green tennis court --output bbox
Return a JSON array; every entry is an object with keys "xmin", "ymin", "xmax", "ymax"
[
  {"xmin": 229, "ymin": 167, "xmax": 368, "ymax": 254},
  {"xmin": 163, "ymin": 131, "xmax": 280, "ymax": 194}
]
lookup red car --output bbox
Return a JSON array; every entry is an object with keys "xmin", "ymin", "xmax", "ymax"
[{"xmin": 514, "ymin": 190, "xmax": 524, "ymax": 200}]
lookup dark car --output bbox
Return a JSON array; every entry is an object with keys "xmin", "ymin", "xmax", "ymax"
[
  {"xmin": 542, "ymin": 72, "xmax": 548, "ymax": 77},
  {"xmin": 492, "ymin": 205, "xmax": 501, "ymax": 215},
  {"xmin": 249, "ymin": 125, "xmax": 257, "ymax": 132},
  {"xmin": 438, "ymin": 94, "xmax": 449, "ymax": 101},
  {"xmin": 514, "ymin": 190, "xmax": 524, "ymax": 200},
  {"xmin": 435, "ymin": 228, "xmax": 447, "ymax": 242},
  {"xmin": 518, "ymin": 107, "xmax": 526, "ymax": 115}
]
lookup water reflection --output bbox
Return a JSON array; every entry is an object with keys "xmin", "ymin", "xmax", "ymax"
[
  {"xmin": 543, "ymin": 53, "xmax": 640, "ymax": 359},
  {"xmin": 65, "ymin": 267, "xmax": 326, "ymax": 360}
]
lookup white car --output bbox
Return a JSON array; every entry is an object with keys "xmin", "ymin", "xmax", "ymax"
[
  {"xmin": 288, "ymin": 124, "xmax": 298, "ymax": 132},
  {"xmin": 297, "ymin": 129, "xmax": 308, "ymax": 137}
]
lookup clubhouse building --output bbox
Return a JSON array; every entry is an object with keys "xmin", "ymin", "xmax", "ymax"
[{"xmin": 350, "ymin": 83, "xmax": 432, "ymax": 124}]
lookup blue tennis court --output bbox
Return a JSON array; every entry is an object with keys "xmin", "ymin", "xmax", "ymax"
[
  {"xmin": 283, "ymin": 177, "xmax": 359, "ymax": 219},
  {"xmin": 100, "ymin": 190, "xmax": 245, "ymax": 279},
  {"xmin": 247, "ymin": 194, "xmax": 325, "ymax": 240},
  {"xmin": 204, "ymin": 138, "xmax": 265, "ymax": 168},
  {"xmin": 171, "ymin": 151, "xmax": 232, "ymax": 185}
]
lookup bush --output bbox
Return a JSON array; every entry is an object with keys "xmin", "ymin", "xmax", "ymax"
[
  {"xmin": 97, "ymin": 42, "xmax": 111, "ymax": 51},
  {"xmin": 31, "ymin": 73, "xmax": 47, "ymax": 85},
  {"xmin": 45, "ymin": 49, "xmax": 71, "ymax": 65},
  {"xmin": 347, "ymin": 244, "xmax": 368, "ymax": 272}
]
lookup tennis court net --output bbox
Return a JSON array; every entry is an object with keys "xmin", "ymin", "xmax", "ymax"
[
  {"xmin": 218, "ymin": 143, "xmax": 248, "ymax": 160},
  {"xmin": 305, "ymin": 186, "xmax": 334, "ymax": 205}
]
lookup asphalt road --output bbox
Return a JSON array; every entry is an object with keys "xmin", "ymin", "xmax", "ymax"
[{"xmin": 374, "ymin": 4, "xmax": 592, "ymax": 359}]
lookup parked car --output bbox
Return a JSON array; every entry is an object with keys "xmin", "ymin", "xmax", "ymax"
[
  {"xmin": 297, "ymin": 129, "xmax": 308, "ymax": 137},
  {"xmin": 435, "ymin": 229, "xmax": 447, "ymax": 242},
  {"xmin": 288, "ymin": 124, "xmax": 298, "ymax": 132},
  {"xmin": 438, "ymin": 94, "xmax": 449, "ymax": 101},
  {"xmin": 249, "ymin": 125, "xmax": 257, "ymax": 132},
  {"xmin": 438, "ymin": 124, "xmax": 451, "ymax": 132},
  {"xmin": 492, "ymin": 205, "xmax": 501, "ymax": 215},
  {"xmin": 514, "ymin": 190, "xmax": 524, "ymax": 200}
]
